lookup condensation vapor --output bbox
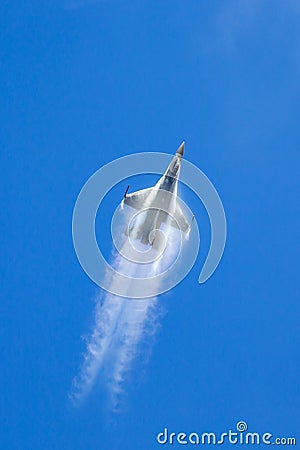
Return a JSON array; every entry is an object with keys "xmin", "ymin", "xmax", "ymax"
[{"xmin": 71, "ymin": 208, "xmax": 180, "ymax": 410}]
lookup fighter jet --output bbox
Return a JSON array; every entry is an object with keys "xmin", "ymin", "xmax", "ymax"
[{"xmin": 123, "ymin": 142, "xmax": 193, "ymax": 247}]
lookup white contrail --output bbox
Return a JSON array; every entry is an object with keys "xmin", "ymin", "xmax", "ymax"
[
  {"xmin": 71, "ymin": 210, "xmax": 179, "ymax": 408},
  {"xmin": 106, "ymin": 297, "xmax": 160, "ymax": 411}
]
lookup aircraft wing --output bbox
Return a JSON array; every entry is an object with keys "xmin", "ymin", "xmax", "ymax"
[
  {"xmin": 123, "ymin": 187, "xmax": 153, "ymax": 210},
  {"xmin": 170, "ymin": 203, "xmax": 190, "ymax": 232}
]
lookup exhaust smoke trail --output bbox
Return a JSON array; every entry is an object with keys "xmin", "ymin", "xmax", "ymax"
[{"xmin": 71, "ymin": 210, "xmax": 180, "ymax": 409}]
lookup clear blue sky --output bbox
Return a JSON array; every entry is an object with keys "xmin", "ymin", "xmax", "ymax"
[{"xmin": 1, "ymin": 1, "xmax": 299, "ymax": 449}]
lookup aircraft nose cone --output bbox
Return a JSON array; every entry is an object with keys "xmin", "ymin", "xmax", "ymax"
[{"xmin": 176, "ymin": 141, "xmax": 185, "ymax": 157}]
